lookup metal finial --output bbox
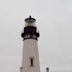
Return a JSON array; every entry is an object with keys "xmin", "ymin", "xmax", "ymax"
[
  {"xmin": 46, "ymin": 67, "xmax": 49, "ymax": 70},
  {"xmin": 29, "ymin": 15, "xmax": 31, "ymax": 18},
  {"xmin": 25, "ymin": 16, "xmax": 36, "ymax": 22},
  {"xmin": 46, "ymin": 67, "xmax": 49, "ymax": 72}
]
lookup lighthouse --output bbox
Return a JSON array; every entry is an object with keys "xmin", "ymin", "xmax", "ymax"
[{"xmin": 20, "ymin": 16, "xmax": 40, "ymax": 72}]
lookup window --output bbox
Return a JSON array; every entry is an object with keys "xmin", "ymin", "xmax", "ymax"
[{"xmin": 30, "ymin": 57, "xmax": 34, "ymax": 67}]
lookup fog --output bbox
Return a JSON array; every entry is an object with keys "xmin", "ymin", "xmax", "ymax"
[{"xmin": 0, "ymin": 0, "xmax": 72, "ymax": 72}]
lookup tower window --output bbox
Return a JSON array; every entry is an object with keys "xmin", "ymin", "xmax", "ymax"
[{"xmin": 30, "ymin": 57, "xmax": 34, "ymax": 67}]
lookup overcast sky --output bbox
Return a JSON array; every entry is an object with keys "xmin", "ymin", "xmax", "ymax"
[{"xmin": 0, "ymin": 0, "xmax": 72, "ymax": 72}]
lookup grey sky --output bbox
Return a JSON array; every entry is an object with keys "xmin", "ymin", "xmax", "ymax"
[{"xmin": 0, "ymin": 0, "xmax": 72, "ymax": 72}]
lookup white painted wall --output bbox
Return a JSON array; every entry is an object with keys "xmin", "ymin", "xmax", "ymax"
[{"xmin": 21, "ymin": 39, "xmax": 40, "ymax": 72}]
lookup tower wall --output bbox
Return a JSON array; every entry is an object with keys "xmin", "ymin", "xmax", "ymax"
[{"xmin": 21, "ymin": 39, "xmax": 40, "ymax": 72}]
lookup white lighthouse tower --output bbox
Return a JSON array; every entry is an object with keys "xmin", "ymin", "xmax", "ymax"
[{"xmin": 20, "ymin": 16, "xmax": 40, "ymax": 72}]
